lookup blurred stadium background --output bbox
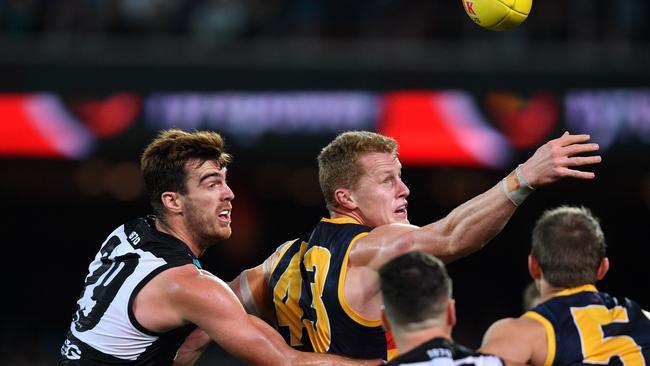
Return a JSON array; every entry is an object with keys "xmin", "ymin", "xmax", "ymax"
[{"xmin": 1, "ymin": 0, "xmax": 649, "ymax": 364}]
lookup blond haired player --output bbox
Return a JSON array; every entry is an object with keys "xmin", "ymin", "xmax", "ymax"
[{"xmin": 231, "ymin": 131, "xmax": 600, "ymax": 361}]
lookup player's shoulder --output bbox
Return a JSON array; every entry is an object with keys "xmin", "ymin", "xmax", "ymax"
[
  {"xmin": 356, "ymin": 222, "xmax": 417, "ymax": 250},
  {"xmin": 144, "ymin": 263, "xmax": 193, "ymax": 286},
  {"xmin": 149, "ymin": 264, "xmax": 225, "ymax": 295},
  {"xmin": 484, "ymin": 317, "xmax": 520, "ymax": 334},
  {"xmin": 368, "ymin": 222, "xmax": 417, "ymax": 236},
  {"xmin": 486, "ymin": 315, "xmax": 545, "ymax": 340},
  {"xmin": 347, "ymin": 223, "xmax": 417, "ymax": 270},
  {"xmin": 153, "ymin": 264, "xmax": 240, "ymax": 310},
  {"xmin": 274, "ymin": 239, "xmax": 298, "ymax": 256},
  {"xmin": 167, "ymin": 264, "xmax": 224, "ymax": 284},
  {"xmin": 481, "ymin": 316, "xmax": 545, "ymax": 365}
]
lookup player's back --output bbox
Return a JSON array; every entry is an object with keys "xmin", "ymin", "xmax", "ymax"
[
  {"xmin": 525, "ymin": 285, "xmax": 650, "ymax": 366},
  {"xmin": 268, "ymin": 217, "xmax": 394, "ymax": 360}
]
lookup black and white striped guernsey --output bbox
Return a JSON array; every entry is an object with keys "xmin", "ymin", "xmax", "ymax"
[
  {"xmin": 385, "ymin": 338, "xmax": 505, "ymax": 366},
  {"xmin": 59, "ymin": 216, "xmax": 199, "ymax": 365}
]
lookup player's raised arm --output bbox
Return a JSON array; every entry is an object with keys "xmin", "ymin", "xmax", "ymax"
[{"xmin": 354, "ymin": 133, "xmax": 600, "ymax": 270}]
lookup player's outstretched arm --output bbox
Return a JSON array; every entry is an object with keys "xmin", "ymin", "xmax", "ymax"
[
  {"xmin": 355, "ymin": 133, "xmax": 601, "ymax": 270},
  {"xmin": 246, "ymin": 314, "xmax": 383, "ymax": 366},
  {"xmin": 175, "ymin": 267, "xmax": 381, "ymax": 366}
]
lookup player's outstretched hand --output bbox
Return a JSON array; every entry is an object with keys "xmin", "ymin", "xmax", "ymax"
[{"xmin": 521, "ymin": 132, "xmax": 601, "ymax": 187}]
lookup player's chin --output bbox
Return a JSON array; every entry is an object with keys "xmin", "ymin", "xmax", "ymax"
[
  {"xmin": 392, "ymin": 212, "xmax": 409, "ymax": 224},
  {"xmin": 216, "ymin": 226, "xmax": 232, "ymax": 241}
]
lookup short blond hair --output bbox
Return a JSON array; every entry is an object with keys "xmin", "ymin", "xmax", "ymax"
[{"xmin": 317, "ymin": 131, "xmax": 398, "ymax": 211}]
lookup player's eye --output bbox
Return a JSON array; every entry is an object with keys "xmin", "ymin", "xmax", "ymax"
[{"xmin": 207, "ymin": 180, "xmax": 222, "ymax": 188}]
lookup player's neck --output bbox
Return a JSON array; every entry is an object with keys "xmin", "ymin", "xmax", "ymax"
[
  {"xmin": 155, "ymin": 217, "xmax": 205, "ymax": 258},
  {"xmin": 395, "ymin": 325, "xmax": 452, "ymax": 355},
  {"xmin": 329, "ymin": 209, "xmax": 366, "ymax": 226},
  {"xmin": 538, "ymin": 280, "xmax": 567, "ymax": 302}
]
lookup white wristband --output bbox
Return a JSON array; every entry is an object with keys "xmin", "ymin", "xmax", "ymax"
[
  {"xmin": 501, "ymin": 165, "xmax": 535, "ymax": 206},
  {"xmin": 515, "ymin": 164, "xmax": 534, "ymax": 191}
]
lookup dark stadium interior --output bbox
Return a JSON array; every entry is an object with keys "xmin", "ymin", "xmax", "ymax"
[{"xmin": 1, "ymin": 1, "xmax": 650, "ymax": 364}]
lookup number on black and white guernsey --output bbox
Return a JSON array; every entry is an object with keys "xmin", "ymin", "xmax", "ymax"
[{"xmin": 73, "ymin": 235, "xmax": 140, "ymax": 332}]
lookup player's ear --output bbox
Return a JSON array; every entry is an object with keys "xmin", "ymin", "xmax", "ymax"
[
  {"xmin": 528, "ymin": 255, "xmax": 542, "ymax": 280},
  {"xmin": 335, "ymin": 188, "xmax": 357, "ymax": 210},
  {"xmin": 595, "ymin": 257, "xmax": 609, "ymax": 281},
  {"xmin": 447, "ymin": 299, "xmax": 456, "ymax": 327},
  {"xmin": 161, "ymin": 191, "xmax": 182, "ymax": 213}
]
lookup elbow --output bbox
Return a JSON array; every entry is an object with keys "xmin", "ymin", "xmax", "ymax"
[
  {"xmin": 285, "ymin": 349, "xmax": 304, "ymax": 366},
  {"xmin": 445, "ymin": 230, "xmax": 487, "ymax": 260},
  {"xmin": 443, "ymin": 237, "xmax": 463, "ymax": 260}
]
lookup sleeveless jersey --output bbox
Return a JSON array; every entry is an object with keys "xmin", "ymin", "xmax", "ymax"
[
  {"xmin": 268, "ymin": 217, "xmax": 397, "ymax": 360},
  {"xmin": 59, "ymin": 216, "xmax": 199, "ymax": 365},
  {"xmin": 525, "ymin": 285, "xmax": 650, "ymax": 366},
  {"xmin": 386, "ymin": 337, "xmax": 505, "ymax": 366}
]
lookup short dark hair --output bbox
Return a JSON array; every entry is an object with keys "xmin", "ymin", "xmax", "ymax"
[
  {"xmin": 379, "ymin": 252, "xmax": 451, "ymax": 328},
  {"xmin": 140, "ymin": 129, "xmax": 231, "ymax": 217},
  {"xmin": 531, "ymin": 206, "xmax": 606, "ymax": 288}
]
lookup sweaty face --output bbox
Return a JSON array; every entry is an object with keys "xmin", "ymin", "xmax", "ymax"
[
  {"xmin": 349, "ymin": 152, "xmax": 410, "ymax": 228},
  {"xmin": 181, "ymin": 159, "xmax": 234, "ymax": 245}
]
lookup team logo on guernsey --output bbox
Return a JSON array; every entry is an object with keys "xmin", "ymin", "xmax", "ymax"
[
  {"xmin": 128, "ymin": 231, "xmax": 141, "ymax": 246},
  {"xmin": 427, "ymin": 348, "xmax": 453, "ymax": 358},
  {"xmin": 61, "ymin": 339, "xmax": 81, "ymax": 360}
]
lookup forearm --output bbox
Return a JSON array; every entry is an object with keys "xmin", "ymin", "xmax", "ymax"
[
  {"xmin": 289, "ymin": 351, "xmax": 382, "ymax": 366},
  {"xmin": 415, "ymin": 181, "xmax": 516, "ymax": 262},
  {"xmin": 172, "ymin": 349, "xmax": 203, "ymax": 366},
  {"xmin": 172, "ymin": 329, "xmax": 211, "ymax": 366},
  {"xmin": 248, "ymin": 316, "xmax": 381, "ymax": 366}
]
